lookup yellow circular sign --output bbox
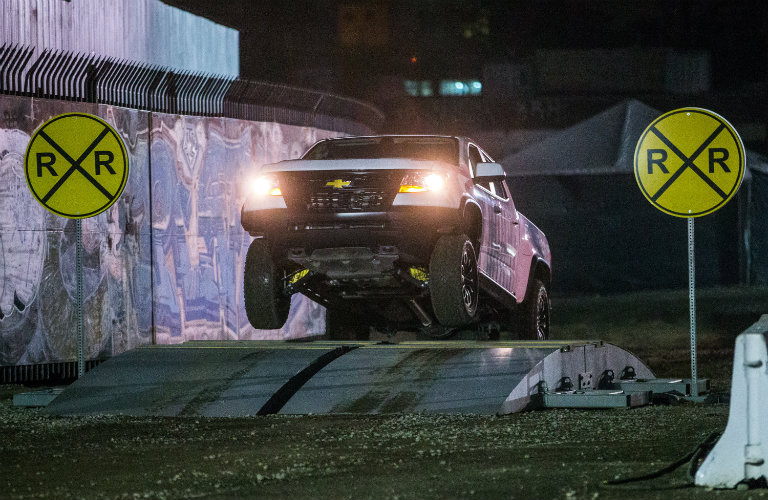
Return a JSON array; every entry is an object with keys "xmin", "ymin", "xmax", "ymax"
[
  {"xmin": 24, "ymin": 113, "xmax": 129, "ymax": 219},
  {"xmin": 634, "ymin": 108, "xmax": 745, "ymax": 218}
]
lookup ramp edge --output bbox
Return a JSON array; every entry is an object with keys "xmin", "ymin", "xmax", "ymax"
[{"xmin": 498, "ymin": 342, "xmax": 656, "ymax": 415}]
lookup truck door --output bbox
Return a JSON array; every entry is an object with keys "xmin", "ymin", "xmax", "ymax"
[
  {"xmin": 475, "ymin": 147, "xmax": 519, "ymax": 299},
  {"xmin": 467, "ymin": 144, "xmax": 494, "ymax": 277},
  {"xmin": 485, "ymin": 174, "xmax": 519, "ymax": 298}
]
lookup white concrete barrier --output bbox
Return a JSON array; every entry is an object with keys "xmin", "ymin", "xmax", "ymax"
[{"xmin": 695, "ymin": 314, "xmax": 768, "ymax": 488}]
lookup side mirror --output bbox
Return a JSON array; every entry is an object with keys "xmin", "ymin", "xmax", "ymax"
[{"xmin": 474, "ymin": 162, "xmax": 506, "ymax": 180}]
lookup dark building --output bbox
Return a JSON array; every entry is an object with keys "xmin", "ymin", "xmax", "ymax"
[{"xmin": 165, "ymin": 0, "xmax": 768, "ymax": 157}]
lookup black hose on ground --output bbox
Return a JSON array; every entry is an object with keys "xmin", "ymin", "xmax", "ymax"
[{"xmin": 600, "ymin": 431, "xmax": 721, "ymax": 491}]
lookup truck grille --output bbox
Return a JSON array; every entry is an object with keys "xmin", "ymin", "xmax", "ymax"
[
  {"xmin": 281, "ymin": 170, "xmax": 400, "ymax": 213},
  {"xmin": 308, "ymin": 188, "xmax": 387, "ymax": 211}
]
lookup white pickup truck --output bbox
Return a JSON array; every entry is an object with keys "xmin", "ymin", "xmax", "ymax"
[{"xmin": 241, "ymin": 135, "xmax": 551, "ymax": 340}]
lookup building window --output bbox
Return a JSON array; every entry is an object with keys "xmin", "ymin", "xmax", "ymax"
[
  {"xmin": 404, "ymin": 80, "xmax": 434, "ymax": 97},
  {"xmin": 439, "ymin": 80, "xmax": 482, "ymax": 96}
]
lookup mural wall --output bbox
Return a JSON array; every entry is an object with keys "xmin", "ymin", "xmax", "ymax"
[
  {"xmin": 0, "ymin": 94, "xmax": 341, "ymax": 367},
  {"xmin": 149, "ymin": 113, "xmax": 336, "ymax": 344}
]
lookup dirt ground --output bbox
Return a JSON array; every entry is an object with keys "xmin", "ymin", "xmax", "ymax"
[{"xmin": 2, "ymin": 286, "xmax": 768, "ymax": 500}]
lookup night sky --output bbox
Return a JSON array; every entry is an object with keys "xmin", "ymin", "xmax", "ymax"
[
  {"xmin": 164, "ymin": 0, "xmax": 767, "ymax": 92},
  {"xmin": 162, "ymin": 0, "xmax": 767, "ymax": 152}
]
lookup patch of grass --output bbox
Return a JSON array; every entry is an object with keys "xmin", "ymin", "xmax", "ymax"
[{"xmin": 551, "ymin": 286, "xmax": 768, "ymax": 390}]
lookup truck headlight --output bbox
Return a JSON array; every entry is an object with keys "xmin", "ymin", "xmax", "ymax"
[
  {"xmin": 398, "ymin": 172, "xmax": 446, "ymax": 193},
  {"xmin": 250, "ymin": 175, "xmax": 282, "ymax": 196}
]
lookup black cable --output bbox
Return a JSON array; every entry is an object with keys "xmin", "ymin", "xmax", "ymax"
[
  {"xmin": 600, "ymin": 431, "xmax": 721, "ymax": 490},
  {"xmin": 686, "ymin": 432, "xmax": 722, "ymax": 483}
]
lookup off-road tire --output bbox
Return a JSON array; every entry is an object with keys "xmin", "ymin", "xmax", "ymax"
[
  {"xmin": 244, "ymin": 239, "xmax": 290, "ymax": 330},
  {"xmin": 429, "ymin": 234, "xmax": 479, "ymax": 326},
  {"xmin": 519, "ymin": 279, "xmax": 550, "ymax": 340}
]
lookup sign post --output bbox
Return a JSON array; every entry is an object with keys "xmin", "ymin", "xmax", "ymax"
[
  {"xmin": 76, "ymin": 219, "xmax": 84, "ymax": 377},
  {"xmin": 634, "ymin": 107, "xmax": 745, "ymax": 398},
  {"xmin": 688, "ymin": 218, "xmax": 697, "ymax": 395},
  {"xmin": 25, "ymin": 113, "xmax": 129, "ymax": 378}
]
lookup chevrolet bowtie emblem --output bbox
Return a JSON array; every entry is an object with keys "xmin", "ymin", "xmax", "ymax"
[{"xmin": 325, "ymin": 179, "xmax": 352, "ymax": 189}]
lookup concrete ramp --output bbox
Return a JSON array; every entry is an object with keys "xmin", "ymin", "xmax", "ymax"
[
  {"xmin": 280, "ymin": 342, "xmax": 555, "ymax": 414},
  {"xmin": 45, "ymin": 342, "xmax": 351, "ymax": 417},
  {"xmin": 45, "ymin": 340, "xmax": 653, "ymax": 417}
]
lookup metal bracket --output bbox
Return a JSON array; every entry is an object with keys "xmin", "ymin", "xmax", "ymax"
[
  {"xmin": 533, "ymin": 375, "xmax": 651, "ymax": 410},
  {"xmin": 578, "ymin": 372, "xmax": 593, "ymax": 390},
  {"xmin": 619, "ymin": 365, "xmax": 637, "ymax": 380},
  {"xmin": 555, "ymin": 377, "xmax": 573, "ymax": 392},
  {"xmin": 534, "ymin": 388, "xmax": 652, "ymax": 409},
  {"xmin": 598, "ymin": 369, "xmax": 615, "ymax": 389},
  {"xmin": 618, "ymin": 377, "xmax": 710, "ymax": 398}
]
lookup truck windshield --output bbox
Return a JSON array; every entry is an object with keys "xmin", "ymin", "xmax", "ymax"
[{"xmin": 303, "ymin": 136, "xmax": 459, "ymax": 166}]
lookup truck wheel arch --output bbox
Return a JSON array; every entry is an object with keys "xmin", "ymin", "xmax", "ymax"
[
  {"xmin": 525, "ymin": 258, "xmax": 552, "ymax": 300},
  {"xmin": 461, "ymin": 200, "xmax": 482, "ymax": 253}
]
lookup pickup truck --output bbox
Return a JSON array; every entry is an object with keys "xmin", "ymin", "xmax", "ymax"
[{"xmin": 241, "ymin": 135, "xmax": 551, "ymax": 340}]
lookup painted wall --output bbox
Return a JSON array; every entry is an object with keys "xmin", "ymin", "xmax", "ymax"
[
  {"xmin": 148, "ymin": 112, "xmax": 335, "ymax": 344},
  {"xmin": 0, "ymin": 94, "xmax": 341, "ymax": 367},
  {"xmin": 0, "ymin": 0, "xmax": 238, "ymax": 76}
]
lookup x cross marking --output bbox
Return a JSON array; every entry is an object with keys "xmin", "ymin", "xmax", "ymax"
[
  {"xmin": 648, "ymin": 124, "xmax": 728, "ymax": 202},
  {"xmin": 37, "ymin": 127, "xmax": 115, "ymax": 204}
]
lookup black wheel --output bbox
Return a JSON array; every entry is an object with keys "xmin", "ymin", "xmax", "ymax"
[
  {"xmin": 520, "ymin": 279, "xmax": 550, "ymax": 340},
  {"xmin": 326, "ymin": 309, "xmax": 370, "ymax": 340},
  {"xmin": 244, "ymin": 239, "xmax": 290, "ymax": 329},
  {"xmin": 429, "ymin": 234, "xmax": 479, "ymax": 326}
]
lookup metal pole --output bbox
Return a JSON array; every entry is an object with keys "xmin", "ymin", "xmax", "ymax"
[
  {"xmin": 76, "ymin": 219, "xmax": 84, "ymax": 378},
  {"xmin": 688, "ymin": 217, "xmax": 698, "ymax": 397}
]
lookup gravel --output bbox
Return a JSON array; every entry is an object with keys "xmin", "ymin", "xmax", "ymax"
[
  {"xmin": 0, "ymin": 385, "xmax": 757, "ymax": 500},
  {"xmin": 3, "ymin": 287, "xmax": 766, "ymax": 499}
]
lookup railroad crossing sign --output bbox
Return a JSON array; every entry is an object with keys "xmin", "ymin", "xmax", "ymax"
[
  {"xmin": 634, "ymin": 108, "xmax": 744, "ymax": 218},
  {"xmin": 634, "ymin": 108, "xmax": 746, "ymax": 399},
  {"xmin": 24, "ymin": 113, "xmax": 129, "ymax": 219}
]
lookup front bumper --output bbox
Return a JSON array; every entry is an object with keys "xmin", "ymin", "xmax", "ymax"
[{"xmin": 241, "ymin": 206, "xmax": 463, "ymax": 264}]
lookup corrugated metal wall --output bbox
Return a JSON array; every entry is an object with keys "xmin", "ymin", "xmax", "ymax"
[{"xmin": 0, "ymin": 0, "xmax": 239, "ymax": 76}]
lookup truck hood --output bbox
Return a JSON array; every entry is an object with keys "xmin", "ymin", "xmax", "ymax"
[{"xmin": 260, "ymin": 158, "xmax": 455, "ymax": 172}]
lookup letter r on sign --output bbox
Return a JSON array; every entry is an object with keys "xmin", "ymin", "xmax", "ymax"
[
  {"xmin": 36, "ymin": 152, "xmax": 57, "ymax": 176},
  {"xmin": 94, "ymin": 151, "xmax": 116, "ymax": 175},
  {"xmin": 709, "ymin": 148, "xmax": 730, "ymax": 173},
  {"xmin": 647, "ymin": 149, "xmax": 669, "ymax": 174}
]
